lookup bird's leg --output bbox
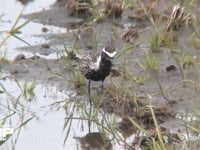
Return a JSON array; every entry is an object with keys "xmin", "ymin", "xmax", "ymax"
[
  {"xmin": 88, "ymin": 80, "xmax": 91, "ymax": 96},
  {"xmin": 101, "ymin": 80, "xmax": 104, "ymax": 93},
  {"xmin": 88, "ymin": 80, "xmax": 92, "ymax": 107},
  {"xmin": 87, "ymin": 79, "xmax": 92, "ymax": 133}
]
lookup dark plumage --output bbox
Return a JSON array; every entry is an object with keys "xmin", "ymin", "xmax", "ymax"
[{"xmin": 76, "ymin": 46, "xmax": 116, "ymax": 96}]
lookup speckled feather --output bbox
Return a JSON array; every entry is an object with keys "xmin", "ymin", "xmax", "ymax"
[
  {"xmin": 79, "ymin": 53, "xmax": 99, "ymax": 76},
  {"xmin": 78, "ymin": 46, "xmax": 116, "ymax": 82}
]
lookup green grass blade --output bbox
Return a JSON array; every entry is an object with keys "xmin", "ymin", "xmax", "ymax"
[
  {"xmin": 12, "ymin": 34, "xmax": 31, "ymax": 46},
  {"xmin": 150, "ymin": 106, "xmax": 165, "ymax": 150},
  {"xmin": 18, "ymin": 117, "xmax": 34, "ymax": 129},
  {"xmin": 10, "ymin": 7, "xmax": 25, "ymax": 32}
]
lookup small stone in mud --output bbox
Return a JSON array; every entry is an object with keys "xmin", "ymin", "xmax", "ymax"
[
  {"xmin": 47, "ymin": 67, "xmax": 51, "ymax": 71},
  {"xmin": 66, "ymin": 51, "xmax": 77, "ymax": 60},
  {"xmin": 41, "ymin": 27, "xmax": 49, "ymax": 33},
  {"xmin": 116, "ymin": 117, "xmax": 136, "ymax": 138},
  {"xmin": 30, "ymin": 55, "xmax": 40, "ymax": 60},
  {"xmin": 65, "ymin": 0, "xmax": 92, "ymax": 17},
  {"xmin": 122, "ymin": 28, "xmax": 139, "ymax": 43},
  {"xmin": 41, "ymin": 43, "xmax": 50, "ymax": 49},
  {"xmin": 10, "ymin": 70, "xmax": 18, "ymax": 74},
  {"xmin": 116, "ymin": 117, "xmax": 134, "ymax": 130},
  {"xmin": 110, "ymin": 68, "xmax": 122, "ymax": 77},
  {"xmin": 14, "ymin": 54, "xmax": 25, "ymax": 61},
  {"xmin": 166, "ymin": 65, "xmax": 176, "ymax": 72}
]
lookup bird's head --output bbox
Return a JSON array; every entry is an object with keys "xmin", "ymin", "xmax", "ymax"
[{"xmin": 102, "ymin": 46, "xmax": 117, "ymax": 59}]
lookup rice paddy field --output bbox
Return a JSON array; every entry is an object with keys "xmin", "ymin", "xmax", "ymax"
[{"xmin": 1, "ymin": 0, "xmax": 200, "ymax": 149}]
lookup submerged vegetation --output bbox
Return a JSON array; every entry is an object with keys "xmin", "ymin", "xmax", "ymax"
[{"xmin": 1, "ymin": 0, "xmax": 200, "ymax": 150}]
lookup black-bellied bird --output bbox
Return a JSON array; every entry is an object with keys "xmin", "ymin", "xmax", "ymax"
[{"xmin": 75, "ymin": 46, "xmax": 117, "ymax": 96}]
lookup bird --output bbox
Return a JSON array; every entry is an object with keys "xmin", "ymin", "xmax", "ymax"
[{"xmin": 74, "ymin": 46, "xmax": 117, "ymax": 97}]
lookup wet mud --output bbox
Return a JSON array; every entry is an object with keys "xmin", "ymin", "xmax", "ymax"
[{"xmin": 1, "ymin": 0, "xmax": 200, "ymax": 149}]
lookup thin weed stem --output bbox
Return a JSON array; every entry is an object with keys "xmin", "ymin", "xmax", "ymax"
[{"xmin": 154, "ymin": 71, "xmax": 171, "ymax": 102}]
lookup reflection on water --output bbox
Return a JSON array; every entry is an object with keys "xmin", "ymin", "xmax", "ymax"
[
  {"xmin": 74, "ymin": 132, "xmax": 112, "ymax": 150},
  {"xmin": 0, "ymin": 76, "xmax": 126, "ymax": 150},
  {"xmin": 1, "ymin": 77, "xmax": 199, "ymax": 150},
  {"xmin": 0, "ymin": 78, "xmax": 68, "ymax": 150},
  {"xmin": 16, "ymin": 0, "xmax": 34, "ymax": 5}
]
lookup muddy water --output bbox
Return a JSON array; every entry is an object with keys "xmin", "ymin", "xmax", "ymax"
[
  {"xmin": 0, "ymin": 79, "xmax": 65, "ymax": 149},
  {"xmin": 0, "ymin": 1, "xmax": 124, "ymax": 150},
  {"xmin": 0, "ymin": 79, "xmax": 124, "ymax": 150},
  {"xmin": 0, "ymin": 0, "xmax": 76, "ymax": 149}
]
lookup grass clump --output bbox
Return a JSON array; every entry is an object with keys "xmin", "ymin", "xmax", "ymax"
[
  {"xmin": 163, "ymin": 31, "xmax": 178, "ymax": 52},
  {"xmin": 144, "ymin": 54, "xmax": 160, "ymax": 71},
  {"xmin": 116, "ymin": 45, "xmax": 135, "ymax": 79},
  {"xmin": 192, "ymin": 19, "xmax": 200, "ymax": 38},
  {"xmin": 68, "ymin": 70, "xmax": 86, "ymax": 88},
  {"xmin": 106, "ymin": 83, "xmax": 131, "ymax": 103},
  {"xmin": 127, "ymin": 106, "xmax": 168, "ymax": 150},
  {"xmin": 149, "ymin": 29, "xmax": 164, "ymax": 52},
  {"xmin": 189, "ymin": 37, "xmax": 200, "ymax": 49},
  {"xmin": 22, "ymin": 81, "xmax": 36, "ymax": 101},
  {"xmin": 133, "ymin": 73, "xmax": 149, "ymax": 85},
  {"xmin": 105, "ymin": 0, "xmax": 126, "ymax": 18},
  {"xmin": 175, "ymin": 52, "xmax": 195, "ymax": 70}
]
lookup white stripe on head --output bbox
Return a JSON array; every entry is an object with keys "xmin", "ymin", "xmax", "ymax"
[{"xmin": 102, "ymin": 47, "xmax": 117, "ymax": 58}]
